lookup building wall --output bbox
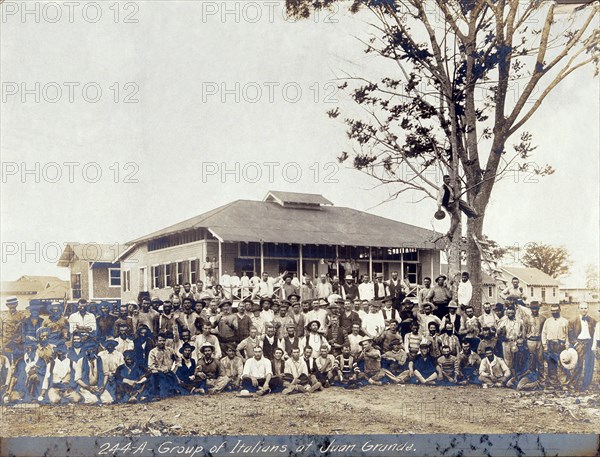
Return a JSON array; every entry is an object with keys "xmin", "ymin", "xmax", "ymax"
[
  {"xmin": 480, "ymin": 283, "xmax": 559, "ymax": 305},
  {"xmin": 92, "ymin": 267, "xmax": 121, "ymax": 299}
]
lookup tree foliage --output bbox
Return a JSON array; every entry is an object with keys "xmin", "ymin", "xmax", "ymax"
[{"xmin": 521, "ymin": 242, "xmax": 572, "ymax": 278}]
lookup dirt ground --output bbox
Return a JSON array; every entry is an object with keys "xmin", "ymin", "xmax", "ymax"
[{"xmin": 1, "ymin": 384, "xmax": 599, "ymax": 437}]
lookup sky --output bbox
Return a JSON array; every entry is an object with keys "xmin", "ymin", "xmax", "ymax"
[{"xmin": 1, "ymin": 1, "xmax": 598, "ymax": 288}]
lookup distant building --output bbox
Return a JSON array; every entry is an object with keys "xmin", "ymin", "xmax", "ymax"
[
  {"xmin": 57, "ymin": 243, "xmax": 129, "ymax": 304},
  {"xmin": 0, "ymin": 275, "xmax": 69, "ymax": 310},
  {"xmin": 559, "ymin": 287, "xmax": 600, "ymax": 304},
  {"xmin": 117, "ymin": 190, "xmax": 443, "ymax": 303},
  {"xmin": 481, "ymin": 266, "xmax": 561, "ymax": 304}
]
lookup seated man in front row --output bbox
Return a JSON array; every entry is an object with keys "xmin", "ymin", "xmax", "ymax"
[
  {"xmin": 436, "ymin": 344, "xmax": 458, "ymax": 385},
  {"xmin": 357, "ymin": 338, "xmax": 401, "ymax": 385},
  {"xmin": 478, "ymin": 346, "xmax": 511, "ymax": 388},
  {"xmin": 282, "ymin": 347, "xmax": 321, "ymax": 394},
  {"xmin": 408, "ymin": 341, "xmax": 438, "ymax": 385},
  {"xmin": 456, "ymin": 340, "xmax": 481, "ymax": 385},
  {"xmin": 241, "ymin": 346, "xmax": 272, "ymax": 396}
]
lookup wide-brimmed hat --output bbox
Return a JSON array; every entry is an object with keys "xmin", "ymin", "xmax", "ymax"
[
  {"xmin": 251, "ymin": 303, "xmax": 261, "ymax": 312},
  {"xmin": 447, "ymin": 301, "xmax": 458, "ymax": 309},
  {"xmin": 345, "ymin": 275, "xmax": 354, "ymax": 280},
  {"xmin": 104, "ymin": 338, "xmax": 119, "ymax": 348},
  {"xmin": 359, "ymin": 337, "xmax": 372, "ymax": 346},
  {"xmin": 435, "ymin": 275, "xmax": 447, "ymax": 282},
  {"xmin": 199, "ymin": 342, "xmax": 215, "ymax": 353},
  {"xmin": 259, "ymin": 297, "xmax": 273, "ymax": 305},
  {"xmin": 434, "ymin": 210, "xmax": 446, "ymax": 220},
  {"xmin": 560, "ymin": 348, "xmax": 578, "ymax": 370},
  {"xmin": 218, "ymin": 299, "xmax": 233, "ymax": 308},
  {"xmin": 237, "ymin": 389, "xmax": 253, "ymax": 398},
  {"xmin": 179, "ymin": 342, "xmax": 196, "ymax": 354},
  {"xmin": 5, "ymin": 296, "xmax": 18, "ymax": 307},
  {"xmin": 306, "ymin": 320, "xmax": 321, "ymax": 330},
  {"xmin": 287, "ymin": 294, "xmax": 300, "ymax": 301},
  {"xmin": 327, "ymin": 294, "xmax": 342, "ymax": 304}
]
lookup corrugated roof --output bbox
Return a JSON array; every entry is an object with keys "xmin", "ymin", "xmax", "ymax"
[
  {"xmin": 501, "ymin": 266, "xmax": 560, "ymax": 287},
  {"xmin": 264, "ymin": 191, "xmax": 333, "ymax": 206},
  {"xmin": 127, "ymin": 199, "xmax": 442, "ymax": 250},
  {"xmin": 58, "ymin": 243, "xmax": 129, "ymax": 267}
]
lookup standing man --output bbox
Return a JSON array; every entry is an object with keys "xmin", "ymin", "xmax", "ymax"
[
  {"xmin": 358, "ymin": 276, "xmax": 374, "ymax": 301},
  {"xmin": 387, "ymin": 271, "xmax": 406, "ymax": 310},
  {"xmin": 68, "ymin": 299, "xmax": 97, "ymax": 336},
  {"xmin": 457, "ymin": 272, "xmax": 473, "ymax": 307},
  {"xmin": 501, "ymin": 277, "xmax": 527, "ymax": 302},
  {"xmin": 373, "ymin": 273, "xmax": 388, "ymax": 300},
  {"xmin": 541, "ymin": 304, "xmax": 569, "ymax": 390},
  {"xmin": 496, "ymin": 306, "xmax": 525, "ymax": 370},
  {"xmin": 567, "ymin": 302, "xmax": 596, "ymax": 391},
  {"xmin": 316, "ymin": 274, "xmax": 333, "ymax": 300},
  {"xmin": 524, "ymin": 301, "xmax": 546, "ymax": 384},
  {"xmin": 418, "ymin": 278, "xmax": 432, "ymax": 307},
  {"xmin": 428, "ymin": 276, "xmax": 452, "ymax": 319},
  {"xmin": 280, "ymin": 274, "xmax": 299, "ymax": 301},
  {"xmin": 341, "ymin": 275, "xmax": 359, "ymax": 301}
]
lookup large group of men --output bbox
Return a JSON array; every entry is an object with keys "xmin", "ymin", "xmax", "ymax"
[{"xmin": 0, "ymin": 271, "xmax": 598, "ymax": 405}]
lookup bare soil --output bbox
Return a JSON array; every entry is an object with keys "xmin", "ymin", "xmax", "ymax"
[{"xmin": 1, "ymin": 384, "xmax": 599, "ymax": 437}]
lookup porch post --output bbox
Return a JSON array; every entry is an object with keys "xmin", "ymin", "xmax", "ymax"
[
  {"xmin": 400, "ymin": 248, "xmax": 405, "ymax": 281},
  {"xmin": 218, "ymin": 240, "xmax": 223, "ymax": 282},
  {"xmin": 430, "ymin": 250, "xmax": 434, "ymax": 280},
  {"xmin": 260, "ymin": 242, "xmax": 265, "ymax": 275},
  {"xmin": 369, "ymin": 247, "xmax": 373, "ymax": 280},
  {"xmin": 299, "ymin": 244, "xmax": 303, "ymax": 282},
  {"xmin": 335, "ymin": 245, "xmax": 339, "ymax": 276}
]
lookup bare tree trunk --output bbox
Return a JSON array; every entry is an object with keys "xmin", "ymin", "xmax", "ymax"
[
  {"xmin": 467, "ymin": 216, "xmax": 484, "ymax": 314},
  {"xmin": 446, "ymin": 221, "xmax": 462, "ymax": 300}
]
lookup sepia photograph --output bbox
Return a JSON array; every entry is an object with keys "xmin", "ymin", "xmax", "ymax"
[{"xmin": 1, "ymin": 0, "xmax": 599, "ymax": 456}]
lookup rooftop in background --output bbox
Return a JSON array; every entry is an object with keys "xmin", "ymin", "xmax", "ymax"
[
  {"xmin": 125, "ymin": 190, "xmax": 443, "ymax": 250},
  {"xmin": 57, "ymin": 243, "xmax": 130, "ymax": 267}
]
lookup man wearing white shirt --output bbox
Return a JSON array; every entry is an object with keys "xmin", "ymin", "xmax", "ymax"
[
  {"xmin": 229, "ymin": 271, "xmax": 241, "ymax": 298},
  {"xmin": 241, "ymin": 346, "xmax": 272, "ymax": 395},
  {"xmin": 240, "ymin": 273, "xmax": 251, "ymax": 299},
  {"xmin": 316, "ymin": 274, "xmax": 333, "ymax": 299},
  {"xmin": 457, "ymin": 272, "xmax": 473, "ymax": 306},
  {"xmin": 68, "ymin": 300, "xmax": 97, "ymax": 336},
  {"xmin": 567, "ymin": 302, "xmax": 596, "ymax": 391},
  {"xmin": 361, "ymin": 302, "xmax": 386, "ymax": 341},
  {"xmin": 501, "ymin": 277, "xmax": 527, "ymax": 301},
  {"xmin": 358, "ymin": 276, "xmax": 374, "ymax": 301},
  {"xmin": 252, "ymin": 271, "xmax": 285, "ymax": 299},
  {"xmin": 305, "ymin": 300, "xmax": 329, "ymax": 334}
]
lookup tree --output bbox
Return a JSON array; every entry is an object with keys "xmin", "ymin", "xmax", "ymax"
[
  {"xmin": 286, "ymin": 0, "xmax": 599, "ymax": 310},
  {"xmin": 585, "ymin": 264, "xmax": 599, "ymax": 290},
  {"xmin": 521, "ymin": 243, "xmax": 571, "ymax": 278}
]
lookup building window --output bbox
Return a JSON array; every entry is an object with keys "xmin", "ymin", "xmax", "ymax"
[
  {"xmin": 541, "ymin": 287, "xmax": 546, "ymax": 301},
  {"xmin": 72, "ymin": 273, "xmax": 82, "ymax": 299},
  {"xmin": 109, "ymin": 268, "xmax": 121, "ymax": 288},
  {"xmin": 122, "ymin": 270, "xmax": 131, "ymax": 292},
  {"xmin": 152, "ymin": 266, "xmax": 160, "ymax": 289},
  {"xmin": 529, "ymin": 287, "xmax": 534, "ymax": 297},
  {"xmin": 177, "ymin": 261, "xmax": 185, "ymax": 285},
  {"xmin": 190, "ymin": 259, "xmax": 198, "ymax": 284},
  {"xmin": 164, "ymin": 263, "xmax": 172, "ymax": 288},
  {"xmin": 488, "ymin": 286, "xmax": 493, "ymax": 297},
  {"xmin": 552, "ymin": 288, "xmax": 556, "ymax": 297},
  {"xmin": 139, "ymin": 267, "xmax": 148, "ymax": 291}
]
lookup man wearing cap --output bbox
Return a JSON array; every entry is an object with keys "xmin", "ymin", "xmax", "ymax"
[
  {"xmin": 289, "ymin": 301, "xmax": 306, "ymax": 338},
  {"xmin": 496, "ymin": 306, "xmax": 525, "ymax": 370},
  {"xmin": 567, "ymin": 302, "xmax": 596, "ymax": 391},
  {"xmin": 427, "ymin": 276, "xmax": 452, "ymax": 319},
  {"xmin": 341, "ymin": 275, "xmax": 359, "ymax": 301},
  {"xmin": 4, "ymin": 340, "xmax": 47, "ymax": 403},
  {"xmin": 261, "ymin": 324, "xmax": 281, "ymax": 361},
  {"xmin": 280, "ymin": 274, "xmax": 299, "ymax": 302},
  {"xmin": 409, "ymin": 341, "xmax": 438, "ymax": 385},
  {"xmin": 524, "ymin": 301, "xmax": 545, "ymax": 383},
  {"xmin": 37, "ymin": 342, "xmax": 81, "ymax": 404},
  {"xmin": 280, "ymin": 324, "xmax": 301, "ymax": 358},
  {"xmin": 68, "ymin": 299, "xmax": 97, "ymax": 336},
  {"xmin": 241, "ymin": 346, "xmax": 272, "ymax": 395},
  {"xmin": 74, "ymin": 343, "xmax": 113, "ymax": 404},
  {"xmin": 272, "ymin": 301, "xmax": 294, "ymax": 340},
  {"xmin": 456, "ymin": 340, "xmax": 481, "ymax": 385},
  {"xmin": 300, "ymin": 320, "xmax": 330, "ymax": 357},
  {"xmin": 479, "ymin": 346, "xmax": 511, "ymax": 388},
  {"xmin": 373, "ymin": 273, "xmax": 388, "ymax": 300},
  {"xmin": 219, "ymin": 344, "xmax": 244, "ymax": 391},
  {"xmin": 358, "ymin": 275, "xmax": 375, "ymax": 301},
  {"xmin": 325, "ymin": 301, "xmax": 346, "ymax": 356},
  {"xmin": 1, "ymin": 296, "xmax": 25, "ymax": 360}
]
